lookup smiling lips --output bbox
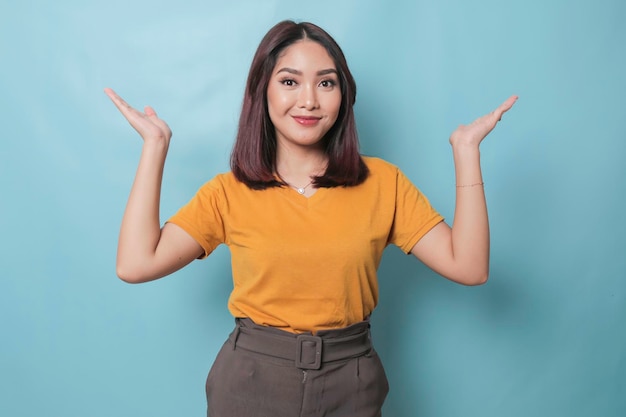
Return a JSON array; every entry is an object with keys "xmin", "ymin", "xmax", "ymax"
[{"xmin": 292, "ymin": 115, "xmax": 322, "ymax": 126}]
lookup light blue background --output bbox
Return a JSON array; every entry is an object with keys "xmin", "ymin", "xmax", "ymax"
[{"xmin": 1, "ymin": 0, "xmax": 624, "ymax": 416}]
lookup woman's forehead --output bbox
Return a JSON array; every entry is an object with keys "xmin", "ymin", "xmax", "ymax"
[{"xmin": 274, "ymin": 40, "xmax": 336, "ymax": 72}]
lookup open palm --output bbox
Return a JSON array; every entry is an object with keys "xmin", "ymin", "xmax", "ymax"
[
  {"xmin": 104, "ymin": 88, "xmax": 172, "ymax": 145},
  {"xmin": 450, "ymin": 95, "xmax": 518, "ymax": 147}
]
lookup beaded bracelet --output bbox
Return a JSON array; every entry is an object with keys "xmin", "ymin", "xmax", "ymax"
[{"xmin": 456, "ymin": 182, "xmax": 484, "ymax": 188}]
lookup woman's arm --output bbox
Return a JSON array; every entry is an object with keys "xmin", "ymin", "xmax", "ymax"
[
  {"xmin": 105, "ymin": 88, "xmax": 203, "ymax": 283},
  {"xmin": 411, "ymin": 96, "xmax": 517, "ymax": 286}
]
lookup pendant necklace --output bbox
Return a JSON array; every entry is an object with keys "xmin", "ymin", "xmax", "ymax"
[
  {"xmin": 277, "ymin": 165, "xmax": 326, "ymax": 195},
  {"xmin": 280, "ymin": 177, "xmax": 314, "ymax": 194},
  {"xmin": 294, "ymin": 181, "xmax": 313, "ymax": 195}
]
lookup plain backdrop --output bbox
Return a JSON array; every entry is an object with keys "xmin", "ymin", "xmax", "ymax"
[{"xmin": 1, "ymin": 0, "xmax": 624, "ymax": 416}]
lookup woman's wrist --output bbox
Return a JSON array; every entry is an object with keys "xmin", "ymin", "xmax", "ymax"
[{"xmin": 141, "ymin": 138, "xmax": 169, "ymax": 155}]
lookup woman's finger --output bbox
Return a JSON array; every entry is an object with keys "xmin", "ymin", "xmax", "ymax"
[
  {"xmin": 104, "ymin": 88, "xmax": 127, "ymax": 108},
  {"xmin": 104, "ymin": 88, "xmax": 140, "ymax": 119},
  {"xmin": 144, "ymin": 106, "xmax": 157, "ymax": 117},
  {"xmin": 493, "ymin": 95, "xmax": 518, "ymax": 121}
]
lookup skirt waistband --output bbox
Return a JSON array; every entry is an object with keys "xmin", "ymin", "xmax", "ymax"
[{"xmin": 228, "ymin": 318, "xmax": 373, "ymax": 370}]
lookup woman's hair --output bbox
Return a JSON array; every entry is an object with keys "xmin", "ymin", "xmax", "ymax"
[{"xmin": 230, "ymin": 20, "xmax": 369, "ymax": 189}]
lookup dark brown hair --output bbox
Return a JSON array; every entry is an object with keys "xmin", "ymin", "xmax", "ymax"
[{"xmin": 230, "ymin": 20, "xmax": 368, "ymax": 189}]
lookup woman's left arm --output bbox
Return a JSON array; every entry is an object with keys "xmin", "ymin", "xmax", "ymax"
[{"xmin": 411, "ymin": 96, "xmax": 518, "ymax": 286}]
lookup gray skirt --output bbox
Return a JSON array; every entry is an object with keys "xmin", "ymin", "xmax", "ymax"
[{"xmin": 206, "ymin": 318, "xmax": 389, "ymax": 417}]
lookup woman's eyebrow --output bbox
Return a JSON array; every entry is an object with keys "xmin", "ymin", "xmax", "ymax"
[
  {"xmin": 317, "ymin": 68, "xmax": 338, "ymax": 76},
  {"xmin": 276, "ymin": 67, "xmax": 338, "ymax": 76}
]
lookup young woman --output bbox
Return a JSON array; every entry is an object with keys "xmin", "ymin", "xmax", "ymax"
[{"xmin": 105, "ymin": 20, "xmax": 516, "ymax": 417}]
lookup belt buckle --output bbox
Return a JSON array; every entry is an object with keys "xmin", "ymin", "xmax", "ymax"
[{"xmin": 295, "ymin": 335, "xmax": 323, "ymax": 370}]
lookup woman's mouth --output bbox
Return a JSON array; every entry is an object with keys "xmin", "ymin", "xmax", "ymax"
[{"xmin": 292, "ymin": 116, "xmax": 321, "ymax": 126}]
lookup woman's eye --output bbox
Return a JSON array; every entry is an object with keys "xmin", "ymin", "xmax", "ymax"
[
  {"xmin": 319, "ymin": 79, "xmax": 336, "ymax": 88},
  {"xmin": 281, "ymin": 79, "xmax": 296, "ymax": 86}
]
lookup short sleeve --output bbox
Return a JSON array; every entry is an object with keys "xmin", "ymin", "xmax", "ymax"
[
  {"xmin": 167, "ymin": 176, "xmax": 227, "ymax": 258},
  {"xmin": 388, "ymin": 168, "xmax": 444, "ymax": 253}
]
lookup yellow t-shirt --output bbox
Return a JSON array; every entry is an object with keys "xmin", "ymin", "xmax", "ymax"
[{"xmin": 168, "ymin": 156, "xmax": 443, "ymax": 333}]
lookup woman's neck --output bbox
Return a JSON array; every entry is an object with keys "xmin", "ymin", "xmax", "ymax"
[{"xmin": 275, "ymin": 145, "xmax": 328, "ymax": 190}]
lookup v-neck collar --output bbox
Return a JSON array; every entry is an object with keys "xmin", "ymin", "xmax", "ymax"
[{"xmin": 276, "ymin": 184, "xmax": 328, "ymax": 208}]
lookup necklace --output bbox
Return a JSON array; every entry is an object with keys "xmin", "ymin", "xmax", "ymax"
[
  {"xmin": 276, "ymin": 165, "xmax": 326, "ymax": 195},
  {"xmin": 293, "ymin": 181, "xmax": 313, "ymax": 195},
  {"xmin": 278, "ymin": 177, "xmax": 314, "ymax": 194}
]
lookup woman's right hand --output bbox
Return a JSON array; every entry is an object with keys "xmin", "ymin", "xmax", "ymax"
[
  {"xmin": 104, "ymin": 88, "xmax": 172, "ymax": 146},
  {"xmin": 105, "ymin": 88, "xmax": 202, "ymax": 283}
]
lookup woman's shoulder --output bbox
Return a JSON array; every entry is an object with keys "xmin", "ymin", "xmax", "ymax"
[
  {"xmin": 361, "ymin": 155, "xmax": 400, "ymax": 176},
  {"xmin": 194, "ymin": 171, "xmax": 246, "ymax": 196}
]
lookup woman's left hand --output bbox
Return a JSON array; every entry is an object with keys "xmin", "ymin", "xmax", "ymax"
[{"xmin": 449, "ymin": 95, "xmax": 518, "ymax": 148}]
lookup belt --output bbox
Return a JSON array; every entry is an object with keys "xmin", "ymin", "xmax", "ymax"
[{"xmin": 229, "ymin": 320, "xmax": 373, "ymax": 370}]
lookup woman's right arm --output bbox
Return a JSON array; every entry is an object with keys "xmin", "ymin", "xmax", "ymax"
[{"xmin": 105, "ymin": 88, "xmax": 203, "ymax": 283}]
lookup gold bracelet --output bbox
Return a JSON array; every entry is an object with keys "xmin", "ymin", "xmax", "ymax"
[{"xmin": 456, "ymin": 182, "xmax": 484, "ymax": 188}]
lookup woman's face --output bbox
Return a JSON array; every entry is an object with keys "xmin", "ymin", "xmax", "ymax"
[{"xmin": 266, "ymin": 40, "xmax": 342, "ymax": 152}]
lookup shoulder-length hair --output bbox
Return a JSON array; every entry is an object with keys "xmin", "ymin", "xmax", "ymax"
[{"xmin": 230, "ymin": 20, "xmax": 369, "ymax": 189}]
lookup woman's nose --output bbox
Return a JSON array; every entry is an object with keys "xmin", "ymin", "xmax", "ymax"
[{"xmin": 297, "ymin": 84, "xmax": 318, "ymax": 110}]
